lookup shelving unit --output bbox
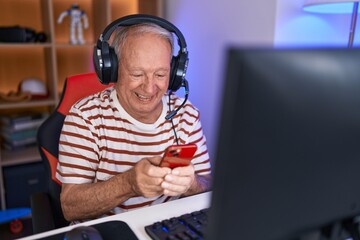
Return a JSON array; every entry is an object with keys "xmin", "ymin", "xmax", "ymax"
[{"xmin": 0, "ymin": 0, "xmax": 163, "ymax": 210}]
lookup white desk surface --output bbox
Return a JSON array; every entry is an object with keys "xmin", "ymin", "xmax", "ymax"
[{"xmin": 18, "ymin": 191, "xmax": 212, "ymax": 240}]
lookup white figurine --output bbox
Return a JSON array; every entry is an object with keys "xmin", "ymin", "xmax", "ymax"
[{"xmin": 57, "ymin": 4, "xmax": 89, "ymax": 45}]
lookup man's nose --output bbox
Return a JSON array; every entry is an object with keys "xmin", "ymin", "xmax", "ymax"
[{"xmin": 142, "ymin": 75, "xmax": 157, "ymax": 93}]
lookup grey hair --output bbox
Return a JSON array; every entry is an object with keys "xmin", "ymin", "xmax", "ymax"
[{"xmin": 111, "ymin": 23, "xmax": 174, "ymax": 65}]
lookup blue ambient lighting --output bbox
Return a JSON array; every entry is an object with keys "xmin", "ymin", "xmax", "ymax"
[{"xmin": 304, "ymin": 2, "xmax": 358, "ymax": 14}]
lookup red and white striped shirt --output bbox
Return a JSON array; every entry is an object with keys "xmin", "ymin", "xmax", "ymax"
[{"xmin": 56, "ymin": 86, "xmax": 211, "ymax": 217}]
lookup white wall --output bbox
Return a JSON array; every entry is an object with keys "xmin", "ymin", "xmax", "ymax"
[
  {"xmin": 274, "ymin": 0, "xmax": 357, "ymax": 47},
  {"xmin": 164, "ymin": 0, "xmax": 277, "ymax": 160}
]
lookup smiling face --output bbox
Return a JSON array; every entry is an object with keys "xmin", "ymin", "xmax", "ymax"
[{"xmin": 115, "ymin": 31, "xmax": 172, "ymax": 124}]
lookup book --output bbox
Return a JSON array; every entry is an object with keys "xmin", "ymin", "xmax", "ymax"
[
  {"xmin": 2, "ymin": 141, "xmax": 37, "ymax": 151},
  {"xmin": 3, "ymin": 136, "xmax": 37, "ymax": 147},
  {"xmin": 0, "ymin": 112, "xmax": 48, "ymax": 132},
  {"xmin": 1, "ymin": 128, "xmax": 37, "ymax": 143},
  {"xmin": 0, "ymin": 112, "xmax": 47, "ymax": 125}
]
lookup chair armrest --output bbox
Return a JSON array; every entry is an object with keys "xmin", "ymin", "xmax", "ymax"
[{"xmin": 30, "ymin": 192, "xmax": 56, "ymax": 234}]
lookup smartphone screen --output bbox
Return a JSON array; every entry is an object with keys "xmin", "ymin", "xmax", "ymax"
[{"xmin": 159, "ymin": 144, "xmax": 197, "ymax": 169}]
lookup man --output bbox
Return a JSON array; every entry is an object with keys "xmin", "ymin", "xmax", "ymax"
[{"xmin": 56, "ymin": 19, "xmax": 212, "ymax": 223}]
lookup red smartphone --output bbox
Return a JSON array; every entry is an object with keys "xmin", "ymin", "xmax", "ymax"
[{"xmin": 159, "ymin": 144, "xmax": 198, "ymax": 168}]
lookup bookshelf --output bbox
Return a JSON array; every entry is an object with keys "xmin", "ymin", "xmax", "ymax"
[{"xmin": 0, "ymin": 0, "xmax": 163, "ymax": 210}]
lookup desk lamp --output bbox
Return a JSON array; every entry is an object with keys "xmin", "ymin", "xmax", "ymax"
[{"xmin": 303, "ymin": 0, "xmax": 360, "ymax": 47}]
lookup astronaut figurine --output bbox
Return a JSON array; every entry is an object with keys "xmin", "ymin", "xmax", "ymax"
[{"xmin": 57, "ymin": 4, "xmax": 89, "ymax": 45}]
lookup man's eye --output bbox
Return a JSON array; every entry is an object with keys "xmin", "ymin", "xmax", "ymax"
[
  {"xmin": 132, "ymin": 74, "xmax": 143, "ymax": 78},
  {"xmin": 155, "ymin": 73, "xmax": 167, "ymax": 78}
]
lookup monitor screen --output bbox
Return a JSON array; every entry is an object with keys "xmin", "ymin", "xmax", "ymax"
[{"xmin": 207, "ymin": 47, "xmax": 360, "ymax": 240}]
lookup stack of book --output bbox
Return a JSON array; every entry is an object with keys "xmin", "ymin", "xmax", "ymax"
[{"xmin": 0, "ymin": 112, "xmax": 49, "ymax": 151}]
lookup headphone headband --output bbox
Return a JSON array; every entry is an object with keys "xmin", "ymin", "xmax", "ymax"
[{"xmin": 98, "ymin": 14, "xmax": 187, "ymax": 52}]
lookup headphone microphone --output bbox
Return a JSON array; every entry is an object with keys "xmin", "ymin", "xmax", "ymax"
[{"xmin": 165, "ymin": 79, "xmax": 189, "ymax": 120}]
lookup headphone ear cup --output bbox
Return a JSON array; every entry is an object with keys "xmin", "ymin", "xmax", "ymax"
[
  {"xmin": 95, "ymin": 42, "xmax": 111, "ymax": 84},
  {"xmin": 169, "ymin": 56, "xmax": 177, "ymax": 91},
  {"xmin": 108, "ymin": 47, "xmax": 118, "ymax": 83},
  {"xmin": 93, "ymin": 46, "xmax": 103, "ymax": 82},
  {"xmin": 93, "ymin": 42, "xmax": 118, "ymax": 85},
  {"xmin": 169, "ymin": 53, "xmax": 188, "ymax": 92}
]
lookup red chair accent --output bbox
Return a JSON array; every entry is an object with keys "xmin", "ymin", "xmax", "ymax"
[{"xmin": 31, "ymin": 72, "xmax": 112, "ymax": 233}]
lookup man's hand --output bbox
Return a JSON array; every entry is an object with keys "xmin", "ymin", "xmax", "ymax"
[
  {"xmin": 161, "ymin": 164, "xmax": 196, "ymax": 196},
  {"xmin": 129, "ymin": 156, "xmax": 171, "ymax": 198}
]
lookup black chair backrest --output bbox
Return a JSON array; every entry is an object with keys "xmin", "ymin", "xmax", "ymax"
[{"xmin": 37, "ymin": 72, "xmax": 112, "ymax": 228}]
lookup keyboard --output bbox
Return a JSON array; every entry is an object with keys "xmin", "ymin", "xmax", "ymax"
[{"xmin": 145, "ymin": 208, "xmax": 209, "ymax": 240}]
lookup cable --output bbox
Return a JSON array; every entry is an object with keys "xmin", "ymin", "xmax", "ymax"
[
  {"xmin": 165, "ymin": 79, "xmax": 189, "ymax": 120},
  {"xmin": 168, "ymin": 92, "xmax": 179, "ymax": 145}
]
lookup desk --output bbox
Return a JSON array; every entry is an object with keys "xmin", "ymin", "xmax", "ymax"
[{"xmin": 18, "ymin": 192, "xmax": 212, "ymax": 240}]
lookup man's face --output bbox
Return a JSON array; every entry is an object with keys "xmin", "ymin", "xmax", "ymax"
[{"xmin": 115, "ymin": 32, "xmax": 172, "ymax": 123}]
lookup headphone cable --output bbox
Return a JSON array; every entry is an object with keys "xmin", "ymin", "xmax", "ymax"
[{"xmin": 168, "ymin": 92, "xmax": 179, "ymax": 145}]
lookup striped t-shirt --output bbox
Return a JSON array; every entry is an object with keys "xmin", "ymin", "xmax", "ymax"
[{"xmin": 56, "ymin": 86, "xmax": 211, "ymax": 217}]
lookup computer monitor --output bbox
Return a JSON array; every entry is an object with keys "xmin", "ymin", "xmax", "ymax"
[{"xmin": 207, "ymin": 47, "xmax": 360, "ymax": 240}]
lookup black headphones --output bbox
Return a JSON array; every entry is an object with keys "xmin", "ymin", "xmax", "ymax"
[{"xmin": 93, "ymin": 14, "xmax": 189, "ymax": 92}]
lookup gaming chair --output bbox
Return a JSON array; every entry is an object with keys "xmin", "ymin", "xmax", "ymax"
[{"xmin": 31, "ymin": 73, "xmax": 112, "ymax": 233}]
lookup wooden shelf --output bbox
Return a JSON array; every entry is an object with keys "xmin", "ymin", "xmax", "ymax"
[
  {"xmin": 1, "ymin": 146, "xmax": 41, "ymax": 167},
  {"xmin": 0, "ymin": 99, "xmax": 56, "ymax": 110},
  {"xmin": 0, "ymin": 43, "xmax": 52, "ymax": 48}
]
